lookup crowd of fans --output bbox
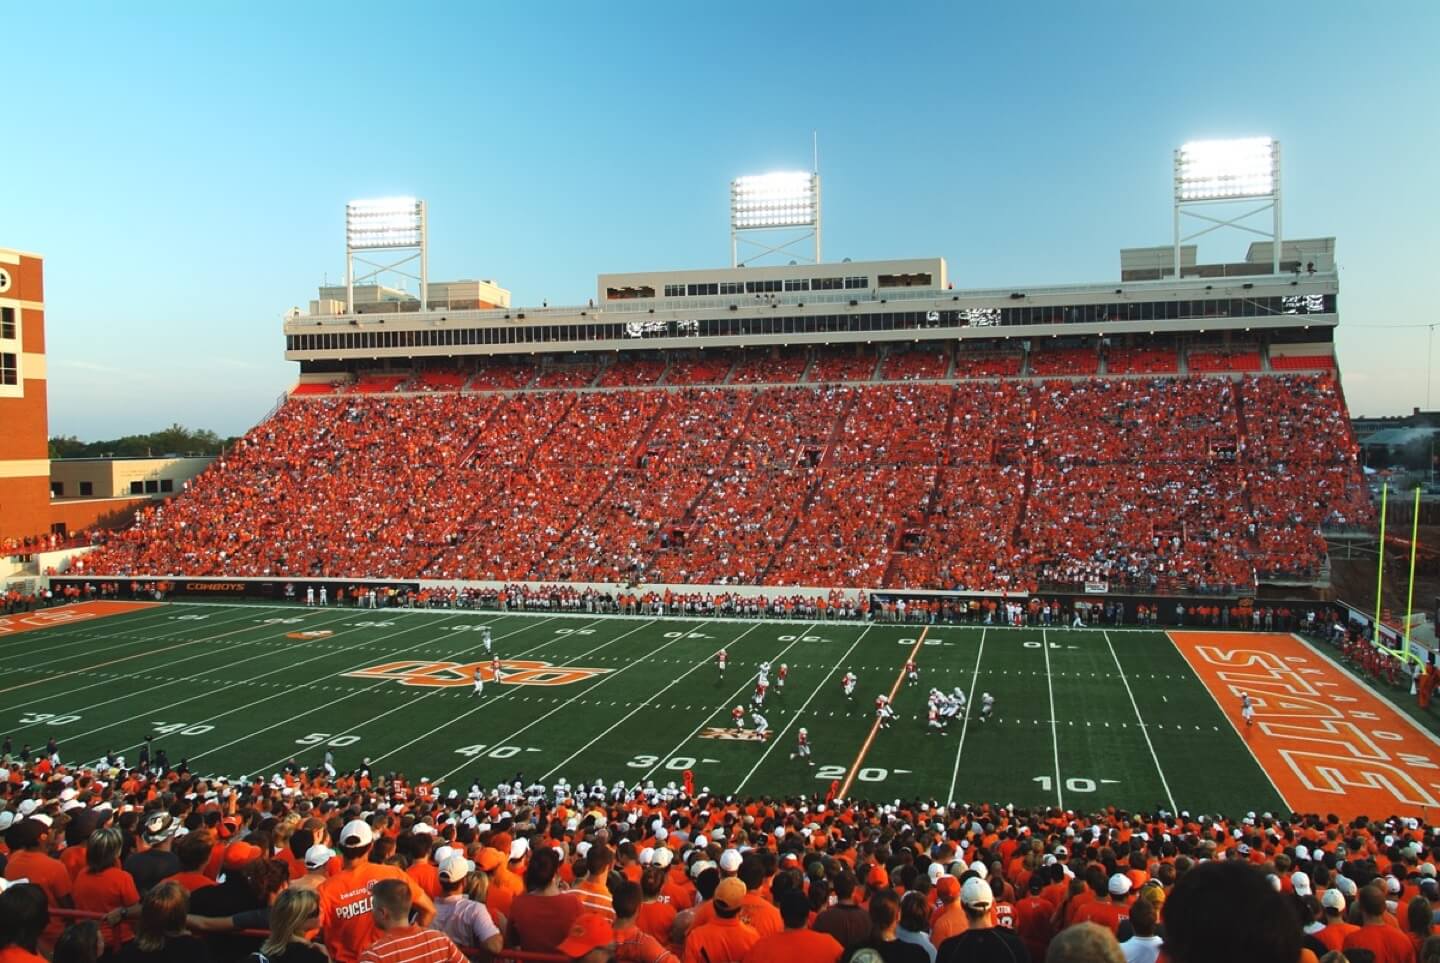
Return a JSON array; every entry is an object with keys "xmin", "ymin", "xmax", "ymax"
[
  {"xmin": 78, "ymin": 364, "xmax": 1369, "ymax": 596},
  {"xmin": 2, "ymin": 754, "xmax": 1437, "ymax": 963}
]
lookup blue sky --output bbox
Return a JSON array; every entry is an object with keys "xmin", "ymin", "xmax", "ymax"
[{"xmin": 7, "ymin": 1, "xmax": 1438, "ymax": 437}]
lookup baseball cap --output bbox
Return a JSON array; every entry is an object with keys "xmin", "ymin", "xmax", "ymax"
[
  {"xmin": 1291, "ymin": 872, "xmax": 1312, "ymax": 896},
  {"xmin": 223, "ymin": 841, "xmax": 262, "ymax": 870},
  {"xmin": 509, "ymin": 838, "xmax": 530, "ymax": 861},
  {"xmin": 1322, "ymin": 890, "xmax": 1346, "ymax": 912},
  {"xmin": 556, "ymin": 913, "xmax": 614, "ymax": 957},
  {"xmin": 714, "ymin": 877, "xmax": 747, "ymax": 911},
  {"xmin": 339, "ymin": 820, "xmax": 374, "ymax": 848},
  {"xmin": 1336, "ymin": 876, "xmax": 1358, "ymax": 897},
  {"xmin": 961, "ymin": 877, "xmax": 993, "ymax": 910},
  {"xmin": 16, "ymin": 800, "xmax": 40, "ymax": 817},
  {"xmin": 969, "ymin": 860, "xmax": 988, "ymax": 879},
  {"xmin": 476, "ymin": 848, "xmax": 505, "ymax": 873},
  {"xmin": 867, "ymin": 865, "xmax": 889, "ymax": 888},
  {"xmin": 719, "ymin": 849, "xmax": 742, "ymax": 873},
  {"xmin": 0, "ymin": 812, "xmax": 14, "ymax": 832},
  {"xmin": 1109, "ymin": 874, "xmax": 1132, "ymax": 897},
  {"xmin": 653, "ymin": 848, "xmax": 674, "ymax": 869},
  {"xmin": 937, "ymin": 876, "xmax": 960, "ymax": 901},
  {"xmin": 143, "ymin": 813, "xmax": 175, "ymax": 844},
  {"xmin": 439, "ymin": 855, "xmax": 474, "ymax": 883},
  {"xmin": 927, "ymin": 863, "xmax": 945, "ymax": 882},
  {"xmin": 304, "ymin": 845, "xmax": 335, "ymax": 871}
]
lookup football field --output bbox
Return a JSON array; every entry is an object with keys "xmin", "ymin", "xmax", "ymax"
[{"xmin": 0, "ymin": 601, "xmax": 1434, "ymax": 819}]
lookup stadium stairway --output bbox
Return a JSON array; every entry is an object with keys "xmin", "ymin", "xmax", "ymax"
[
  {"xmin": 456, "ymin": 395, "xmax": 505, "ymax": 469},
  {"xmin": 882, "ymin": 385, "xmax": 962, "ymax": 586}
]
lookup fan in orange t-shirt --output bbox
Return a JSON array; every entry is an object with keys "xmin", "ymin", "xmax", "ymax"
[
  {"xmin": 742, "ymin": 890, "xmax": 842, "ymax": 963},
  {"xmin": 319, "ymin": 819, "xmax": 435, "ymax": 963}
]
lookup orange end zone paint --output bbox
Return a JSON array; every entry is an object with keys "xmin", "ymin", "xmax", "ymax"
[
  {"xmin": 1170, "ymin": 630, "xmax": 1440, "ymax": 820},
  {"xmin": 0, "ymin": 601, "xmax": 161, "ymax": 637}
]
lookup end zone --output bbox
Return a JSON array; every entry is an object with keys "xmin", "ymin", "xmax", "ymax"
[
  {"xmin": 0, "ymin": 601, "xmax": 162, "ymax": 637},
  {"xmin": 1169, "ymin": 630, "xmax": 1440, "ymax": 819}
]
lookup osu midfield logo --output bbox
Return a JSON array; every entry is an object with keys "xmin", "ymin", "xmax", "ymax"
[{"xmin": 344, "ymin": 659, "xmax": 612, "ymax": 688}]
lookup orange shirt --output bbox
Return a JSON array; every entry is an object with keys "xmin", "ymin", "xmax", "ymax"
[
  {"xmin": 1316, "ymin": 921, "xmax": 1360, "ymax": 953},
  {"xmin": 320, "ymin": 860, "xmax": 434, "ymax": 963},
  {"xmin": 742, "ymin": 927, "xmax": 844, "ymax": 963},
  {"xmin": 0, "ymin": 947, "xmax": 47, "ymax": 963},
  {"xmin": 5, "ymin": 851, "xmax": 71, "ymax": 944},
  {"xmin": 931, "ymin": 903, "xmax": 969, "ymax": 946},
  {"xmin": 72, "ymin": 866, "xmax": 140, "ymax": 950},
  {"xmin": 690, "ymin": 893, "xmax": 783, "ymax": 937},
  {"xmin": 684, "ymin": 916, "xmax": 760, "ymax": 963},
  {"xmin": 636, "ymin": 900, "xmax": 678, "ymax": 944},
  {"xmin": 576, "ymin": 878, "xmax": 616, "ymax": 920},
  {"xmin": 59, "ymin": 844, "xmax": 88, "ymax": 881},
  {"xmin": 1343, "ymin": 923, "xmax": 1415, "ymax": 963},
  {"xmin": 407, "ymin": 860, "xmax": 442, "ymax": 899},
  {"xmin": 164, "ymin": 870, "xmax": 217, "ymax": 893}
]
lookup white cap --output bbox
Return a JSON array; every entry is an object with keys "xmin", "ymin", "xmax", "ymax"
[
  {"xmin": 1336, "ymin": 876, "xmax": 1358, "ymax": 897},
  {"xmin": 434, "ymin": 846, "xmax": 459, "ymax": 866},
  {"xmin": 339, "ymin": 819, "xmax": 374, "ymax": 848},
  {"xmin": 655, "ymin": 827, "xmax": 668, "ymax": 842},
  {"xmin": 576, "ymin": 841, "xmax": 592, "ymax": 858},
  {"xmin": 1322, "ymin": 889, "xmax": 1346, "ymax": 911},
  {"xmin": 653, "ymin": 848, "xmax": 674, "ymax": 869},
  {"xmin": 694, "ymin": 834, "xmax": 708, "ymax": 848},
  {"xmin": 1295, "ymin": 845, "xmax": 1310, "ymax": 861},
  {"xmin": 0, "ymin": 812, "xmax": 14, "ymax": 832},
  {"xmin": 719, "ymin": 849, "xmax": 743, "ymax": 873},
  {"xmin": 304, "ymin": 845, "xmax": 335, "ymax": 870},
  {"xmin": 510, "ymin": 838, "xmax": 530, "ymax": 861},
  {"xmin": 439, "ymin": 855, "xmax": 474, "ymax": 883},
  {"xmin": 29, "ymin": 814, "xmax": 51, "ymax": 828},
  {"xmin": 928, "ymin": 863, "xmax": 945, "ymax": 881},
  {"xmin": 961, "ymin": 877, "xmax": 993, "ymax": 909},
  {"xmin": 1266, "ymin": 874, "xmax": 1281, "ymax": 892},
  {"xmin": 1386, "ymin": 875, "xmax": 1402, "ymax": 894},
  {"xmin": 16, "ymin": 800, "xmax": 40, "ymax": 817},
  {"xmin": 1291, "ymin": 872, "xmax": 1312, "ymax": 896},
  {"xmin": 969, "ymin": 860, "xmax": 988, "ymax": 879},
  {"xmin": 1109, "ymin": 874, "xmax": 1131, "ymax": 896},
  {"xmin": 639, "ymin": 847, "xmax": 655, "ymax": 865},
  {"xmin": 412, "ymin": 822, "xmax": 436, "ymax": 836}
]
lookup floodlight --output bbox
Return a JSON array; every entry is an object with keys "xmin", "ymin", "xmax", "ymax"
[
  {"xmin": 730, "ymin": 172, "xmax": 819, "ymax": 230},
  {"xmin": 346, "ymin": 197, "xmax": 424, "ymax": 250},
  {"xmin": 1175, "ymin": 137, "xmax": 1277, "ymax": 201}
]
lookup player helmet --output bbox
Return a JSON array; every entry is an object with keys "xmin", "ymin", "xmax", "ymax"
[{"xmin": 799, "ymin": 727, "xmax": 807, "ymax": 735}]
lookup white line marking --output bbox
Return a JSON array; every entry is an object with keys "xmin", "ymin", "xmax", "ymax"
[
  {"xmin": 1043, "ymin": 628, "xmax": 1063, "ymax": 809},
  {"xmin": 947, "ymin": 627, "xmax": 987, "ymax": 805},
  {"xmin": 1103, "ymin": 630, "xmax": 1177, "ymax": 813}
]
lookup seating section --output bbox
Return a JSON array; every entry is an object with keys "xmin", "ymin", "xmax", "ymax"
[
  {"xmin": 806, "ymin": 348, "xmax": 878, "ymax": 383},
  {"xmin": 951, "ymin": 351, "xmax": 1023, "ymax": 378},
  {"xmin": 466, "ymin": 358, "xmax": 536, "ymax": 390},
  {"xmin": 411, "ymin": 370, "xmax": 469, "ymax": 391},
  {"xmin": 1105, "ymin": 346, "xmax": 1179, "ymax": 375},
  {"xmin": 730, "ymin": 349, "xmax": 809, "ymax": 384},
  {"xmin": 1269, "ymin": 353, "xmax": 1335, "ymax": 370},
  {"xmin": 85, "ymin": 364, "xmax": 1371, "ymax": 594},
  {"xmin": 533, "ymin": 363, "xmax": 600, "ymax": 389},
  {"xmin": 663, "ymin": 354, "xmax": 735, "ymax": 385},
  {"xmin": 351, "ymin": 373, "xmax": 406, "ymax": 393},
  {"xmin": 291, "ymin": 382, "xmax": 341, "ymax": 396},
  {"xmin": 1029, "ymin": 346, "xmax": 1100, "ymax": 376},
  {"xmin": 1188, "ymin": 347, "xmax": 1263, "ymax": 372},
  {"xmin": 597, "ymin": 357, "xmax": 667, "ymax": 387},
  {"xmin": 879, "ymin": 347, "xmax": 949, "ymax": 381}
]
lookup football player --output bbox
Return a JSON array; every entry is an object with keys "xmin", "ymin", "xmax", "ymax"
[
  {"xmin": 842, "ymin": 670, "xmax": 857, "ymax": 700},
  {"xmin": 876, "ymin": 694, "xmax": 895, "ymax": 729},
  {"xmin": 790, "ymin": 727, "xmax": 813, "ymax": 765}
]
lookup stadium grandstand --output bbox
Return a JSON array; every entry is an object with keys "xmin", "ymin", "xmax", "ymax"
[{"xmin": 6, "ymin": 139, "xmax": 1438, "ymax": 963}]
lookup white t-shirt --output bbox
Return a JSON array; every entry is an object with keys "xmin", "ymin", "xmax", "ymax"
[{"xmin": 1120, "ymin": 934, "xmax": 1163, "ymax": 963}]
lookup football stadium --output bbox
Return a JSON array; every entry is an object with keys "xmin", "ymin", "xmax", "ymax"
[{"xmin": 2, "ymin": 16, "xmax": 1439, "ymax": 959}]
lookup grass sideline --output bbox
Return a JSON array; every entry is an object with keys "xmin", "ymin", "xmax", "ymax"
[{"xmin": 0, "ymin": 602, "xmax": 1317, "ymax": 814}]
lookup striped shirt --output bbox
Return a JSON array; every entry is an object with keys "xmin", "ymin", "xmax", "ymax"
[{"xmin": 356, "ymin": 926, "xmax": 466, "ymax": 963}]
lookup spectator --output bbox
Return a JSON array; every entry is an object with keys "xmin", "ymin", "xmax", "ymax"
[
  {"xmin": 125, "ymin": 814, "xmax": 181, "ymax": 895},
  {"xmin": 558, "ymin": 913, "xmax": 618, "ymax": 963},
  {"xmin": 112, "ymin": 880, "xmax": 213, "ymax": 963},
  {"xmin": 253, "ymin": 887, "xmax": 328, "ymax": 962},
  {"xmin": 1343, "ymin": 885, "xmax": 1415, "ymax": 963},
  {"xmin": 1117, "ymin": 897, "xmax": 1161, "ymax": 963},
  {"xmin": 896, "ymin": 890, "xmax": 938, "ymax": 963},
  {"xmin": 683, "ymin": 877, "xmax": 759, "ymax": 963},
  {"xmin": 1163, "ymin": 862, "xmax": 1299, "ymax": 963},
  {"xmin": 77, "ymin": 828, "xmax": 141, "ymax": 953},
  {"xmin": 431, "ymin": 854, "xmax": 502, "ymax": 955},
  {"xmin": 507, "ymin": 846, "xmax": 583, "ymax": 953},
  {"xmin": 53, "ymin": 921, "xmax": 104, "ymax": 963},
  {"xmin": 846, "ymin": 888, "xmax": 930, "ymax": 963},
  {"xmin": 319, "ymin": 819, "xmax": 435, "ymax": 963},
  {"xmin": 4, "ymin": 816, "xmax": 72, "ymax": 951},
  {"xmin": 0, "ymin": 881, "xmax": 50, "ymax": 963},
  {"xmin": 935, "ymin": 878, "xmax": 1030, "ymax": 963},
  {"xmin": 1045, "ymin": 924, "xmax": 1122, "ymax": 963},
  {"xmin": 742, "ymin": 890, "xmax": 843, "ymax": 963},
  {"xmin": 358, "ymin": 878, "xmax": 464, "ymax": 963},
  {"xmin": 612, "ymin": 879, "xmax": 677, "ymax": 963},
  {"xmin": 814, "ymin": 871, "xmax": 871, "ymax": 950}
]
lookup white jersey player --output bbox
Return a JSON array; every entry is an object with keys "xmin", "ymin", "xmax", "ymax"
[
  {"xmin": 842, "ymin": 671, "xmax": 857, "ymax": 700},
  {"xmin": 731, "ymin": 706, "xmax": 746, "ymax": 729},
  {"xmin": 876, "ymin": 694, "xmax": 895, "ymax": 728},
  {"xmin": 927, "ymin": 698, "xmax": 947, "ymax": 733},
  {"xmin": 790, "ymin": 727, "xmax": 813, "ymax": 764},
  {"xmin": 1241, "ymin": 692, "xmax": 1255, "ymax": 727},
  {"xmin": 482, "ymin": 626, "xmax": 492, "ymax": 653},
  {"xmin": 758, "ymin": 661, "xmax": 771, "ymax": 686},
  {"xmin": 472, "ymin": 668, "xmax": 485, "ymax": 698},
  {"xmin": 750, "ymin": 711, "xmax": 770, "ymax": 739},
  {"xmin": 979, "ymin": 692, "xmax": 995, "ymax": 722}
]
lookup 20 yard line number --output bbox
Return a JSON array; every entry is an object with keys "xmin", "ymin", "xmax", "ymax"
[{"xmin": 816, "ymin": 764, "xmax": 904, "ymax": 783}]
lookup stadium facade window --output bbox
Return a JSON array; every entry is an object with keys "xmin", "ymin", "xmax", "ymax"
[
  {"xmin": 1, "ymin": 306, "xmax": 14, "ymax": 339},
  {"xmin": 130, "ymin": 481, "xmax": 144, "ymax": 495},
  {"xmin": 720, "ymin": 281, "xmax": 744, "ymax": 295},
  {"xmin": 145, "ymin": 480, "xmax": 159, "ymax": 494},
  {"xmin": 160, "ymin": 479, "xmax": 173, "ymax": 492},
  {"xmin": 844, "ymin": 276, "xmax": 869, "ymax": 289},
  {"xmin": 663, "ymin": 284, "xmax": 685, "ymax": 297},
  {"xmin": 51, "ymin": 481, "xmax": 63, "ymax": 497},
  {"xmin": 80, "ymin": 481, "xmax": 93, "ymax": 497},
  {"xmin": 783, "ymin": 279, "xmax": 809, "ymax": 291},
  {"xmin": 686, "ymin": 283, "xmax": 719, "ymax": 296},
  {"xmin": 0, "ymin": 352, "xmax": 15, "ymax": 385}
]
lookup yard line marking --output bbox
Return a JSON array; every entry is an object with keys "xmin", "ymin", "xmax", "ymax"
[
  {"xmin": 354, "ymin": 618, "xmax": 669, "ymax": 774},
  {"xmin": 0, "ymin": 605, "xmax": 309, "ymax": 697},
  {"xmin": 536, "ymin": 622, "xmax": 770, "ymax": 782},
  {"xmin": 946, "ymin": 627, "xmax": 987, "ymax": 806},
  {"xmin": 1043, "ymin": 628, "xmax": 1063, "ymax": 810},
  {"xmin": 77, "ymin": 614, "xmax": 552, "ymax": 759},
  {"xmin": 837, "ymin": 626, "xmax": 929, "ymax": 800},
  {"xmin": 1103, "ymin": 630, "xmax": 1177, "ymax": 814},
  {"xmin": 0, "ymin": 608, "xmax": 360, "ymax": 717},
  {"xmin": 733, "ymin": 624, "xmax": 870, "ymax": 794},
  {"xmin": 182, "ymin": 616, "xmax": 569, "ymax": 769}
]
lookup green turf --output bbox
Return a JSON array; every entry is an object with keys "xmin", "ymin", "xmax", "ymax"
[{"xmin": 0, "ymin": 604, "xmax": 1285, "ymax": 816}]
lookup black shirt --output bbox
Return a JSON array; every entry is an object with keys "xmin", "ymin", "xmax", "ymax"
[
  {"xmin": 845, "ymin": 937, "xmax": 933, "ymax": 963},
  {"xmin": 114, "ymin": 935, "xmax": 215, "ymax": 963},
  {"xmin": 937, "ymin": 927, "xmax": 1032, "ymax": 963}
]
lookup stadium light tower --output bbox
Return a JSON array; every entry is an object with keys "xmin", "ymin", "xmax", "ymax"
[
  {"xmin": 730, "ymin": 170, "xmax": 821, "ymax": 267},
  {"xmin": 345, "ymin": 197, "xmax": 427, "ymax": 313},
  {"xmin": 1174, "ymin": 137, "xmax": 1282, "ymax": 277}
]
